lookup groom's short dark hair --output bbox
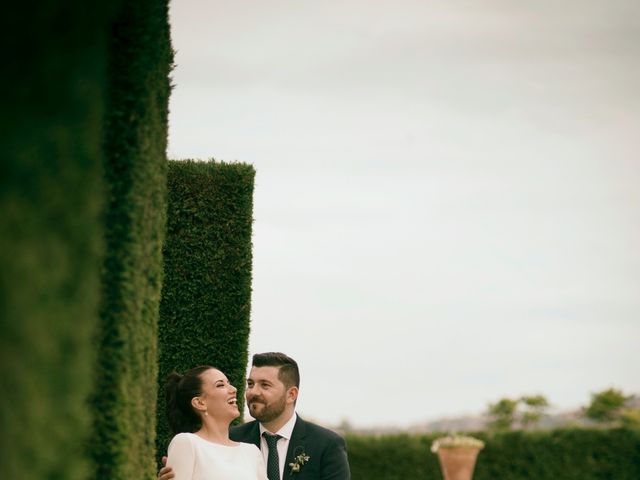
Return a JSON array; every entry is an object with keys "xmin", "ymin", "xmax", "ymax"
[{"xmin": 252, "ymin": 352, "xmax": 300, "ymax": 389}]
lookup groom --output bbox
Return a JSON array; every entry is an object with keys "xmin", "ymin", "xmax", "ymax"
[{"xmin": 159, "ymin": 352, "xmax": 351, "ymax": 480}]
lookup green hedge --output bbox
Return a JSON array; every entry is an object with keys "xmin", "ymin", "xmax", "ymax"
[
  {"xmin": 0, "ymin": 1, "xmax": 115, "ymax": 480},
  {"xmin": 474, "ymin": 428, "xmax": 640, "ymax": 480},
  {"xmin": 346, "ymin": 429, "xmax": 640, "ymax": 480},
  {"xmin": 90, "ymin": 1, "xmax": 172, "ymax": 479},
  {"xmin": 0, "ymin": 3, "xmax": 112, "ymax": 479},
  {"xmin": 346, "ymin": 434, "xmax": 437, "ymax": 480},
  {"xmin": 157, "ymin": 160, "xmax": 256, "ymax": 458}
]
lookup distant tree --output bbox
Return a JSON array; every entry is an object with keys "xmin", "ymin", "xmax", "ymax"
[
  {"xmin": 487, "ymin": 394, "xmax": 550, "ymax": 431},
  {"xmin": 584, "ymin": 388, "xmax": 630, "ymax": 424},
  {"xmin": 487, "ymin": 398, "xmax": 519, "ymax": 431},
  {"xmin": 520, "ymin": 395, "xmax": 550, "ymax": 429}
]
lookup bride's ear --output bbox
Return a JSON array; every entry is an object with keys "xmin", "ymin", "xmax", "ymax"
[{"xmin": 191, "ymin": 396, "xmax": 206, "ymax": 413}]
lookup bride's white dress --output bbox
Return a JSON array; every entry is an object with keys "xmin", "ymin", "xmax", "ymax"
[{"xmin": 167, "ymin": 432, "xmax": 268, "ymax": 480}]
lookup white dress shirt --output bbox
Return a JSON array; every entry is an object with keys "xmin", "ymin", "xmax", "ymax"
[{"xmin": 258, "ymin": 412, "xmax": 297, "ymax": 479}]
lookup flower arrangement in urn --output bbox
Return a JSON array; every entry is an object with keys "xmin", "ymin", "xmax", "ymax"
[
  {"xmin": 431, "ymin": 433, "xmax": 485, "ymax": 453},
  {"xmin": 431, "ymin": 434, "xmax": 485, "ymax": 480}
]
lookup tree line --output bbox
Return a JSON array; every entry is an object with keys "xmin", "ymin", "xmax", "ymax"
[{"xmin": 487, "ymin": 387, "xmax": 640, "ymax": 431}]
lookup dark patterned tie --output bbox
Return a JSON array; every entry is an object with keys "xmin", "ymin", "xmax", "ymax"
[{"xmin": 262, "ymin": 432, "xmax": 282, "ymax": 480}]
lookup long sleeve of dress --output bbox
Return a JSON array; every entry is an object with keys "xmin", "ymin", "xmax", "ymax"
[{"xmin": 167, "ymin": 433, "xmax": 196, "ymax": 480}]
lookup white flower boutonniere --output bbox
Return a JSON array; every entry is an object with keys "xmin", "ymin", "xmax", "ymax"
[{"xmin": 288, "ymin": 447, "xmax": 310, "ymax": 475}]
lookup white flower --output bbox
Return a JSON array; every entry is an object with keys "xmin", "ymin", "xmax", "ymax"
[{"xmin": 288, "ymin": 452, "xmax": 310, "ymax": 475}]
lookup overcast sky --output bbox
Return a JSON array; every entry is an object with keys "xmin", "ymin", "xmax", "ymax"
[{"xmin": 168, "ymin": 0, "xmax": 640, "ymax": 428}]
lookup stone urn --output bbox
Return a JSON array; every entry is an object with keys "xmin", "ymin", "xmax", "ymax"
[
  {"xmin": 436, "ymin": 447, "xmax": 481, "ymax": 480},
  {"xmin": 431, "ymin": 434, "xmax": 484, "ymax": 480}
]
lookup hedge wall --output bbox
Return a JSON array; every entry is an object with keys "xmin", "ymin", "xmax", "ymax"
[
  {"xmin": 157, "ymin": 160, "xmax": 256, "ymax": 457},
  {"xmin": 474, "ymin": 428, "xmax": 640, "ymax": 480},
  {"xmin": 0, "ymin": 3, "xmax": 112, "ymax": 479},
  {"xmin": 346, "ymin": 429, "xmax": 640, "ymax": 480},
  {"xmin": 90, "ymin": 1, "xmax": 172, "ymax": 479}
]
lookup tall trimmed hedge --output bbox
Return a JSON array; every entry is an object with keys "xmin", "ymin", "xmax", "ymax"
[
  {"xmin": 0, "ymin": 3, "xmax": 113, "ymax": 479},
  {"xmin": 157, "ymin": 160, "xmax": 256, "ymax": 457},
  {"xmin": 346, "ymin": 429, "xmax": 640, "ymax": 480},
  {"xmin": 90, "ymin": 1, "xmax": 172, "ymax": 479}
]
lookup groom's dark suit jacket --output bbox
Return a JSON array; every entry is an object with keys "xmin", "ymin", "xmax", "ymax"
[{"xmin": 230, "ymin": 415, "xmax": 351, "ymax": 480}]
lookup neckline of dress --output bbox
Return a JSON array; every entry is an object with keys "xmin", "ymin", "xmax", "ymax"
[{"xmin": 191, "ymin": 432, "xmax": 241, "ymax": 448}]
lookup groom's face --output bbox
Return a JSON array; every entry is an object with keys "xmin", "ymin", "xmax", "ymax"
[{"xmin": 245, "ymin": 366, "xmax": 288, "ymax": 423}]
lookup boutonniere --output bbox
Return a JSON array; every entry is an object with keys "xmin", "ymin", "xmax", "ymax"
[{"xmin": 288, "ymin": 446, "xmax": 310, "ymax": 475}]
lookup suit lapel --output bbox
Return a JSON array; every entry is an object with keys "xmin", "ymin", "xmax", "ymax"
[
  {"xmin": 284, "ymin": 416, "xmax": 308, "ymax": 477},
  {"xmin": 249, "ymin": 421, "xmax": 262, "ymax": 449}
]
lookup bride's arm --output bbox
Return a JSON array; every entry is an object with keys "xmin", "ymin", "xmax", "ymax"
[{"xmin": 167, "ymin": 434, "xmax": 196, "ymax": 480}]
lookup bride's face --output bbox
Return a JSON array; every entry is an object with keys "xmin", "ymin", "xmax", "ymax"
[{"xmin": 196, "ymin": 368, "xmax": 240, "ymax": 420}]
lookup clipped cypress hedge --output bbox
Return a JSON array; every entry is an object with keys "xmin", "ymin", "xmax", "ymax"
[
  {"xmin": 346, "ymin": 428, "xmax": 640, "ymax": 480},
  {"xmin": 157, "ymin": 160, "xmax": 256, "ymax": 457},
  {"xmin": 0, "ymin": 2, "xmax": 114, "ymax": 479},
  {"xmin": 90, "ymin": 1, "xmax": 172, "ymax": 479}
]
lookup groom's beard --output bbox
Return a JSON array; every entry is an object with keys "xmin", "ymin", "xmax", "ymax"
[{"xmin": 248, "ymin": 395, "xmax": 287, "ymax": 423}]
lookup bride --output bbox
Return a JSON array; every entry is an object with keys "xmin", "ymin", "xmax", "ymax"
[{"xmin": 165, "ymin": 366, "xmax": 268, "ymax": 480}]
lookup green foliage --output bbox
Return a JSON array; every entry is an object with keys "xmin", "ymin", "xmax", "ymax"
[
  {"xmin": 487, "ymin": 395, "xmax": 550, "ymax": 430},
  {"xmin": 476, "ymin": 429, "xmax": 640, "ymax": 480},
  {"xmin": 620, "ymin": 408, "xmax": 640, "ymax": 429},
  {"xmin": 520, "ymin": 395, "xmax": 550, "ymax": 429},
  {"xmin": 487, "ymin": 398, "xmax": 519, "ymax": 431},
  {"xmin": 347, "ymin": 429, "xmax": 640, "ymax": 480},
  {"xmin": 585, "ymin": 388, "xmax": 631, "ymax": 424},
  {"xmin": 90, "ymin": 1, "xmax": 172, "ymax": 479},
  {"xmin": 347, "ymin": 434, "xmax": 440, "ymax": 480},
  {"xmin": 156, "ymin": 160, "xmax": 256, "ymax": 459},
  {"xmin": 521, "ymin": 395, "xmax": 550, "ymax": 409},
  {"xmin": 0, "ymin": 2, "xmax": 112, "ymax": 479}
]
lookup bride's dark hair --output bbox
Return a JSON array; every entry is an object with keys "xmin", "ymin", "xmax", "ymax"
[{"xmin": 165, "ymin": 365, "xmax": 215, "ymax": 434}]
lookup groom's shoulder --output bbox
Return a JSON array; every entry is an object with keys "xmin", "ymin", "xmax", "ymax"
[
  {"xmin": 298, "ymin": 417, "xmax": 345, "ymax": 443},
  {"xmin": 230, "ymin": 419, "xmax": 259, "ymax": 436},
  {"xmin": 231, "ymin": 419, "xmax": 259, "ymax": 432}
]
